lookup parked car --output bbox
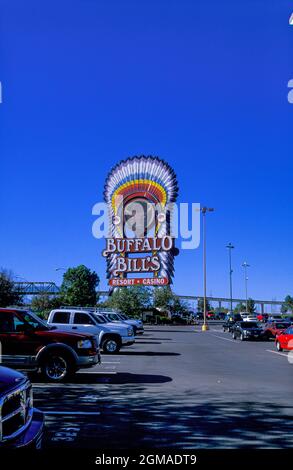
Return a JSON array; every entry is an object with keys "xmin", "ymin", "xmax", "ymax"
[
  {"xmin": 48, "ymin": 309, "xmax": 135, "ymax": 354},
  {"xmin": 241, "ymin": 314, "xmax": 258, "ymax": 322},
  {"xmin": 101, "ymin": 311, "xmax": 144, "ymax": 335},
  {"xmin": 275, "ymin": 326, "xmax": 293, "ymax": 351},
  {"xmin": 214, "ymin": 312, "xmax": 226, "ymax": 320},
  {"xmin": 207, "ymin": 311, "xmax": 215, "ymax": 320},
  {"xmin": 257, "ymin": 313, "xmax": 269, "ymax": 323},
  {"xmin": 268, "ymin": 315, "xmax": 283, "ymax": 321},
  {"xmin": 171, "ymin": 315, "xmax": 188, "ymax": 325},
  {"xmin": 232, "ymin": 321, "xmax": 263, "ymax": 341},
  {"xmin": 0, "ymin": 366, "xmax": 44, "ymax": 451},
  {"xmin": 0, "ymin": 366, "xmax": 44, "ymax": 448},
  {"xmin": 94, "ymin": 313, "xmax": 138, "ymax": 343},
  {"xmin": 223, "ymin": 314, "xmax": 243, "ymax": 332},
  {"xmin": 0, "ymin": 308, "xmax": 101, "ymax": 381},
  {"xmin": 262, "ymin": 321, "xmax": 291, "ymax": 340}
]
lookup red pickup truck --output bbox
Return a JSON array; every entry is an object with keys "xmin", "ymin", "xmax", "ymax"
[{"xmin": 0, "ymin": 308, "xmax": 101, "ymax": 381}]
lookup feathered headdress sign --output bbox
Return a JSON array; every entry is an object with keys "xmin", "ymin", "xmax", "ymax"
[{"xmin": 103, "ymin": 156, "xmax": 179, "ymax": 287}]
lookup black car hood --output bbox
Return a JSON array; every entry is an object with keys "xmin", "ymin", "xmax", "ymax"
[
  {"xmin": 244, "ymin": 328, "xmax": 262, "ymax": 333},
  {"xmin": 0, "ymin": 366, "xmax": 27, "ymax": 395}
]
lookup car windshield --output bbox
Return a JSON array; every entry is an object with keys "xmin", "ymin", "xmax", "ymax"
[
  {"xmin": 106, "ymin": 313, "xmax": 120, "ymax": 321},
  {"xmin": 119, "ymin": 314, "xmax": 127, "ymax": 320},
  {"xmin": 241, "ymin": 322, "xmax": 259, "ymax": 328}
]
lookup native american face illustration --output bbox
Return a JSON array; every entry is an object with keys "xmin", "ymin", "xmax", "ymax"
[{"xmin": 103, "ymin": 156, "xmax": 178, "ymax": 286}]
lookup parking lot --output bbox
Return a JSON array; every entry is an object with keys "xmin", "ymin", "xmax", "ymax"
[{"xmin": 30, "ymin": 325, "xmax": 293, "ymax": 449}]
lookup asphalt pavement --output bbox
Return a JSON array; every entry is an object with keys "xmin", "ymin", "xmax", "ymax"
[{"xmin": 29, "ymin": 325, "xmax": 293, "ymax": 449}]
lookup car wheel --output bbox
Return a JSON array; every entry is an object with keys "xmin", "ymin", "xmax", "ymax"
[
  {"xmin": 102, "ymin": 338, "xmax": 120, "ymax": 354},
  {"xmin": 240, "ymin": 333, "xmax": 245, "ymax": 341},
  {"xmin": 276, "ymin": 341, "xmax": 283, "ymax": 352},
  {"xmin": 41, "ymin": 354, "xmax": 73, "ymax": 382}
]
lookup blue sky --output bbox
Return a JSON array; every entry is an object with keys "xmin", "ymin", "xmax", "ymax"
[{"xmin": 0, "ymin": 0, "xmax": 292, "ymax": 303}]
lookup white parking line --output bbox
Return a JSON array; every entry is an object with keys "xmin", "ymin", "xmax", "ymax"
[
  {"xmin": 33, "ymin": 384, "xmax": 110, "ymax": 390},
  {"xmin": 266, "ymin": 349, "xmax": 288, "ymax": 358},
  {"xmin": 77, "ymin": 370, "xmax": 117, "ymax": 374},
  {"xmin": 101, "ymin": 361, "xmax": 120, "ymax": 364},
  {"xmin": 44, "ymin": 411, "xmax": 101, "ymax": 416},
  {"xmin": 209, "ymin": 334, "xmax": 235, "ymax": 343}
]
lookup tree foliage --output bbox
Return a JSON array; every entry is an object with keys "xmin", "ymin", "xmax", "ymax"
[
  {"xmin": 108, "ymin": 286, "xmax": 151, "ymax": 317},
  {"xmin": 153, "ymin": 286, "xmax": 189, "ymax": 316},
  {"xmin": 59, "ymin": 265, "xmax": 100, "ymax": 307},
  {"xmin": 31, "ymin": 294, "xmax": 60, "ymax": 318},
  {"xmin": 171, "ymin": 296, "xmax": 189, "ymax": 316},
  {"xmin": 197, "ymin": 297, "xmax": 212, "ymax": 313},
  {"xmin": 246, "ymin": 298, "xmax": 256, "ymax": 314},
  {"xmin": 234, "ymin": 302, "xmax": 246, "ymax": 313},
  {"xmin": 153, "ymin": 286, "xmax": 174, "ymax": 311},
  {"xmin": 0, "ymin": 269, "xmax": 23, "ymax": 307},
  {"xmin": 281, "ymin": 295, "xmax": 293, "ymax": 314}
]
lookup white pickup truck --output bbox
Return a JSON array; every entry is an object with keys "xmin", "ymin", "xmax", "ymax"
[{"xmin": 47, "ymin": 309, "xmax": 135, "ymax": 354}]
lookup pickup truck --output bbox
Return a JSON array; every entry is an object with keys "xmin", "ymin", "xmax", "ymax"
[
  {"xmin": 0, "ymin": 366, "xmax": 44, "ymax": 448},
  {"xmin": 47, "ymin": 309, "xmax": 135, "ymax": 354},
  {"xmin": 0, "ymin": 308, "xmax": 101, "ymax": 381}
]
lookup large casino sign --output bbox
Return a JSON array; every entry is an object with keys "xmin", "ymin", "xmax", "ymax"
[{"xmin": 103, "ymin": 156, "xmax": 179, "ymax": 287}]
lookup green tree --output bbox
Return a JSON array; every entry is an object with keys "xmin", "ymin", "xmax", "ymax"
[
  {"xmin": 281, "ymin": 295, "xmax": 293, "ymax": 314},
  {"xmin": 59, "ymin": 265, "xmax": 100, "ymax": 307},
  {"xmin": 246, "ymin": 298, "xmax": 256, "ymax": 314},
  {"xmin": 108, "ymin": 286, "xmax": 151, "ymax": 317},
  {"xmin": 0, "ymin": 269, "xmax": 23, "ymax": 307},
  {"xmin": 31, "ymin": 294, "xmax": 60, "ymax": 319},
  {"xmin": 197, "ymin": 298, "xmax": 212, "ymax": 313},
  {"xmin": 234, "ymin": 302, "xmax": 247, "ymax": 313},
  {"xmin": 152, "ymin": 287, "xmax": 190, "ymax": 317},
  {"xmin": 153, "ymin": 286, "xmax": 174, "ymax": 311},
  {"xmin": 171, "ymin": 296, "xmax": 189, "ymax": 316}
]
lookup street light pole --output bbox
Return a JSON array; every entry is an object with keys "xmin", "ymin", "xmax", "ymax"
[
  {"xmin": 226, "ymin": 243, "xmax": 234, "ymax": 313},
  {"xmin": 201, "ymin": 206, "xmax": 214, "ymax": 332},
  {"xmin": 242, "ymin": 261, "xmax": 250, "ymax": 311}
]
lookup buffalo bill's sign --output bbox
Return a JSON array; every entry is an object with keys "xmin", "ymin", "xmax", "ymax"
[
  {"xmin": 103, "ymin": 156, "xmax": 179, "ymax": 288},
  {"xmin": 103, "ymin": 236, "xmax": 174, "ymax": 255},
  {"xmin": 103, "ymin": 236, "xmax": 174, "ymax": 283}
]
